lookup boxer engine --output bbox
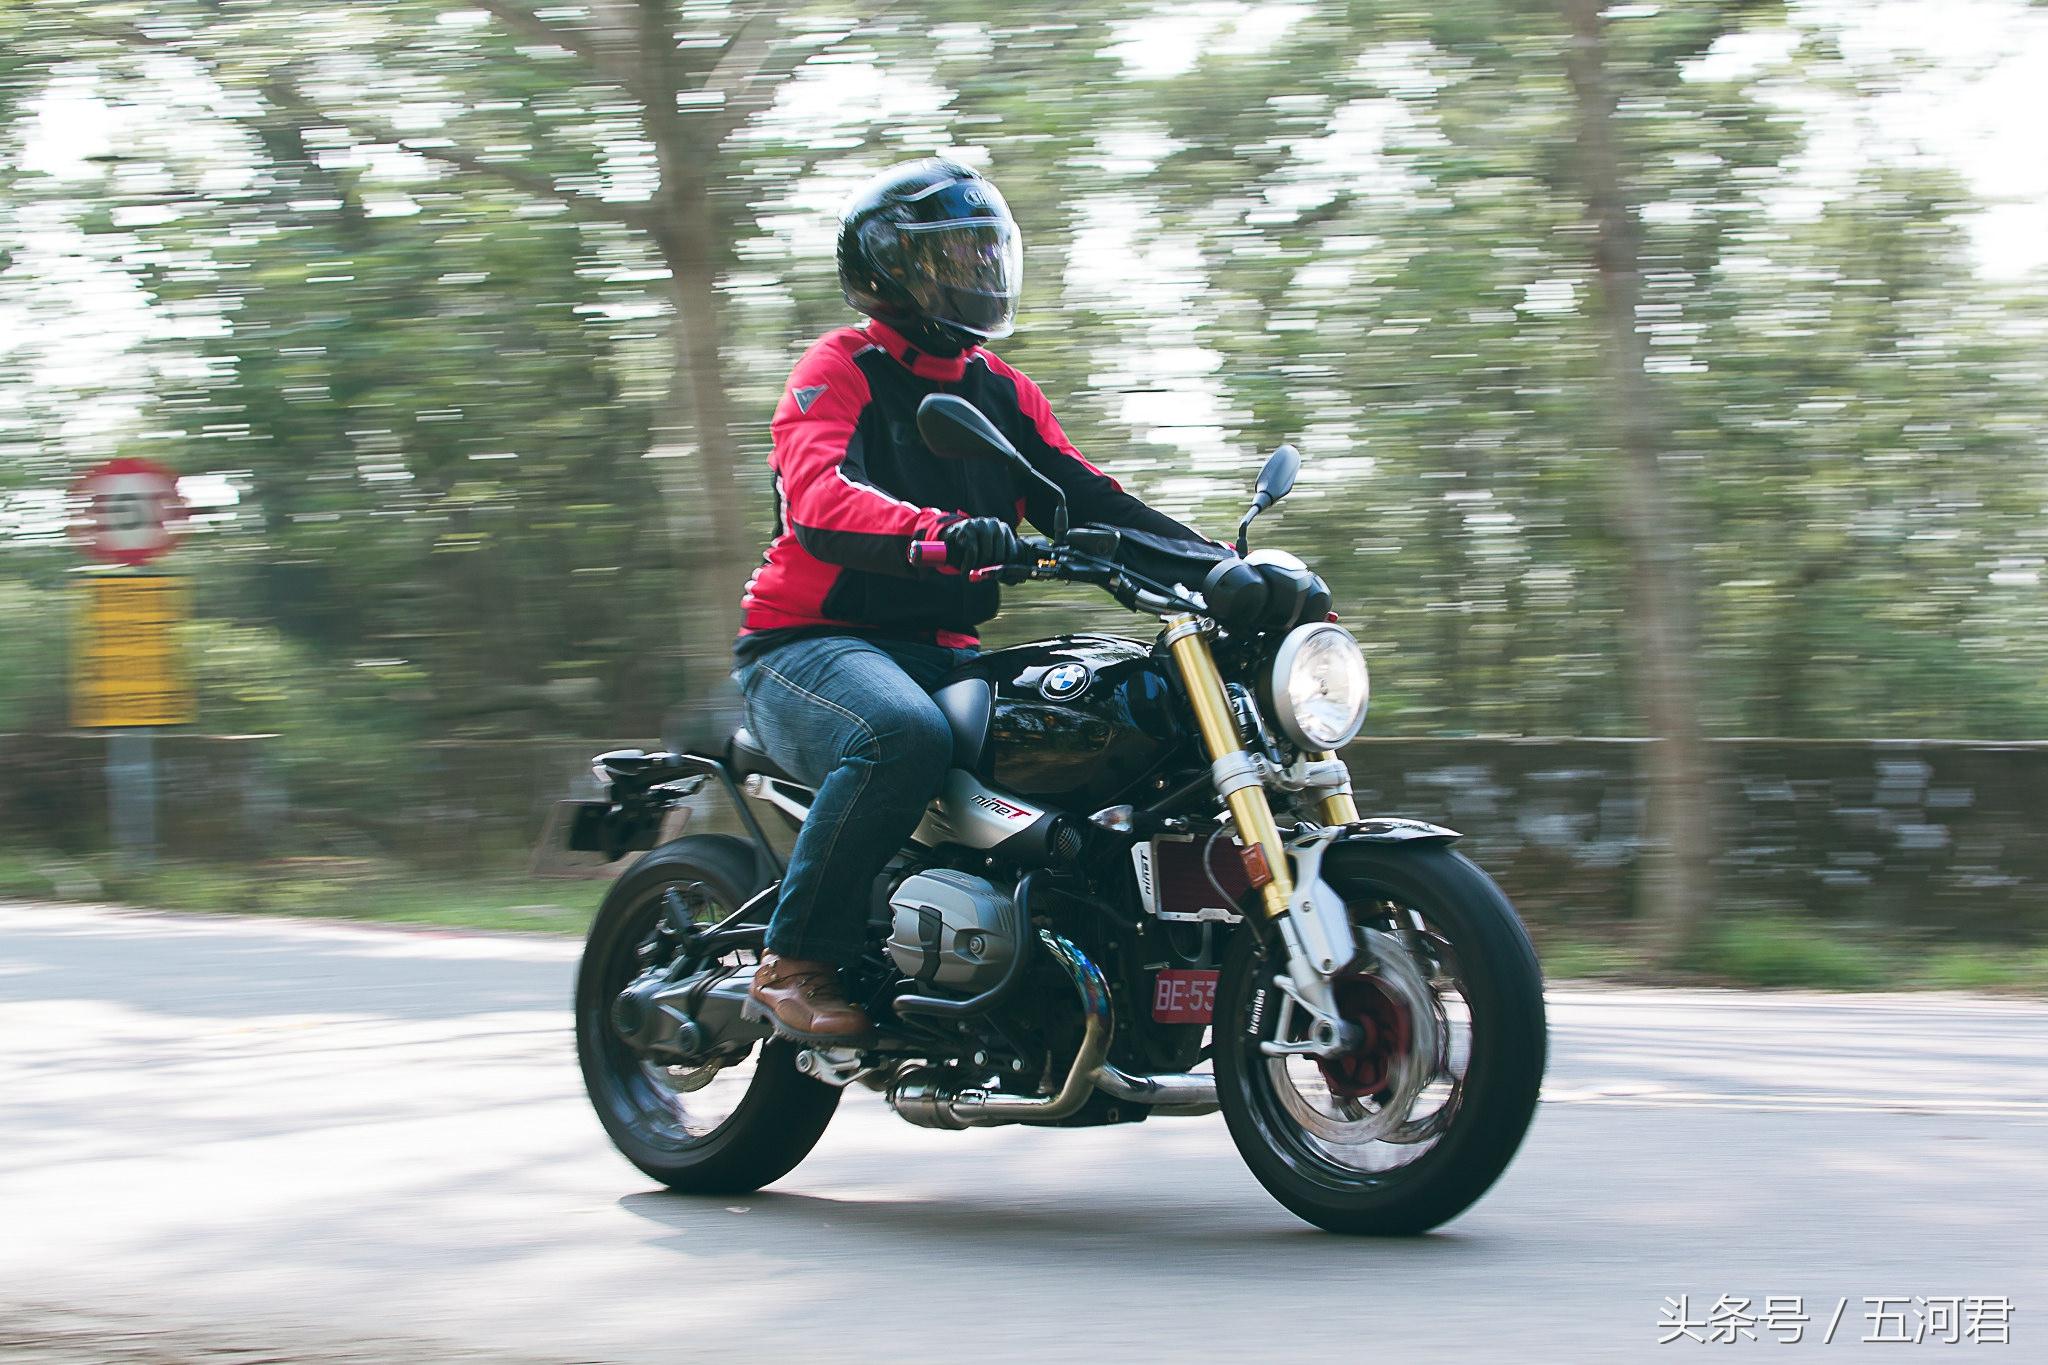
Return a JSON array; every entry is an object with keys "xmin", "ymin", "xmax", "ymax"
[{"xmin": 884, "ymin": 868, "xmax": 1019, "ymax": 994}]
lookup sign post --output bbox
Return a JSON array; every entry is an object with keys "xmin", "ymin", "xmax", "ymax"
[
  {"xmin": 106, "ymin": 730, "xmax": 160, "ymax": 867},
  {"xmin": 69, "ymin": 459, "xmax": 190, "ymax": 866}
]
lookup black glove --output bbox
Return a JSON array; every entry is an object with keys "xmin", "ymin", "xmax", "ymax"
[{"xmin": 940, "ymin": 516, "xmax": 1021, "ymax": 571}]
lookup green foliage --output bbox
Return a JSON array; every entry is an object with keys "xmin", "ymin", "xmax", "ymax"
[
  {"xmin": 1702, "ymin": 912, "xmax": 1893, "ymax": 989},
  {"xmin": 2, "ymin": 0, "xmax": 2046, "ymax": 866},
  {"xmin": 1915, "ymin": 946, "xmax": 2048, "ymax": 994},
  {"xmin": 0, "ymin": 851, "xmax": 59, "ymax": 900},
  {"xmin": 1528, "ymin": 932, "xmax": 1643, "ymax": 982},
  {"xmin": 0, "ymin": 844, "xmax": 598, "ymax": 933}
]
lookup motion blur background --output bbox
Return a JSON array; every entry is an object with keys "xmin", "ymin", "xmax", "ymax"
[{"xmin": 2, "ymin": 0, "xmax": 2044, "ymax": 985}]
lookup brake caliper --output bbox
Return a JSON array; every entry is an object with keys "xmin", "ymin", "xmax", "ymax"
[{"xmin": 1316, "ymin": 972, "xmax": 1415, "ymax": 1101}]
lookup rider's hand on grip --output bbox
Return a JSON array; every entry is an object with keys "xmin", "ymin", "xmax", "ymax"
[{"xmin": 939, "ymin": 516, "xmax": 1021, "ymax": 572}]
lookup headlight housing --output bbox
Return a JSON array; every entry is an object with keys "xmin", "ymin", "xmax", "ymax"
[{"xmin": 1270, "ymin": 623, "xmax": 1369, "ymax": 751}]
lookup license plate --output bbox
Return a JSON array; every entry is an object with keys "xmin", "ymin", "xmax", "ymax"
[
  {"xmin": 1152, "ymin": 968, "xmax": 1220, "ymax": 1025},
  {"xmin": 560, "ymin": 799, "xmax": 620, "ymax": 853}
]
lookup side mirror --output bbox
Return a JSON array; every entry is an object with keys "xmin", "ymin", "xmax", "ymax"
[
  {"xmin": 1255, "ymin": 443, "xmax": 1300, "ymax": 508},
  {"xmin": 917, "ymin": 393, "xmax": 1026, "ymax": 466},
  {"xmin": 915, "ymin": 393, "xmax": 1070, "ymax": 541},
  {"xmin": 1237, "ymin": 443, "xmax": 1301, "ymax": 556}
]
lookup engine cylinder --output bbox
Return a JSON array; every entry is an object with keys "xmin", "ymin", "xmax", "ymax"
[{"xmin": 885, "ymin": 869, "xmax": 1018, "ymax": 993}]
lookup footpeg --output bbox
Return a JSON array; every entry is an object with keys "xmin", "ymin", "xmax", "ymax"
[{"xmin": 794, "ymin": 1046, "xmax": 868, "ymax": 1087}]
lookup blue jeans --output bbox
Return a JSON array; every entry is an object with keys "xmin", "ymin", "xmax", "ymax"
[{"xmin": 733, "ymin": 634, "xmax": 977, "ymax": 965}]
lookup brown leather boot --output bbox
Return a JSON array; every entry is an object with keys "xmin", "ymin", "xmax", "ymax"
[{"xmin": 748, "ymin": 954, "xmax": 873, "ymax": 1043}]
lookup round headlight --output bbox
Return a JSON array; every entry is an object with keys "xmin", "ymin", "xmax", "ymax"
[{"xmin": 1271, "ymin": 623, "xmax": 1369, "ymax": 751}]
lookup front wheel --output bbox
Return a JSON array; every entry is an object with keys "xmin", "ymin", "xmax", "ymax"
[
  {"xmin": 1215, "ymin": 842, "xmax": 1546, "ymax": 1234},
  {"xmin": 576, "ymin": 835, "xmax": 841, "ymax": 1194}
]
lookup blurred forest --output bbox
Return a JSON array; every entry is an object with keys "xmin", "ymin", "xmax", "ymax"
[{"xmin": 3, "ymin": 1, "xmax": 2046, "ymax": 939}]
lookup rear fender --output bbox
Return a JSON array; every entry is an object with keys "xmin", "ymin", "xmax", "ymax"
[{"xmin": 608, "ymin": 750, "xmax": 786, "ymax": 884}]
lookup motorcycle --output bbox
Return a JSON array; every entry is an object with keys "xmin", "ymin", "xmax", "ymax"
[{"xmin": 567, "ymin": 393, "xmax": 1546, "ymax": 1234}]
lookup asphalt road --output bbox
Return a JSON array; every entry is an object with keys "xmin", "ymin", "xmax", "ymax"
[{"xmin": 2, "ymin": 902, "xmax": 2043, "ymax": 1363}]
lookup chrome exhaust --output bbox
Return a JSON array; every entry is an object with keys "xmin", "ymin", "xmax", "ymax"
[
  {"xmin": 1093, "ymin": 1064, "xmax": 1219, "ymax": 1117},
  {"xmin": 884, "ymin": 931, "xmax": 1220, "ymax": 1126},
  {"xmin": 888, "ymin": 931, "xmax": 1112, "ymax": 1130}
]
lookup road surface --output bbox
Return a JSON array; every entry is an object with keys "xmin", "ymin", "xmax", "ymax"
[{"xmin": 2, "ymin": 901, "xmax": 2043, "ymax": 1362}]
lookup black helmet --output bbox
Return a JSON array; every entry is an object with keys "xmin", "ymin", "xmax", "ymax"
[{"xmin": 837, "ymin": 158, "xmax": 1022, "ymax": 352}]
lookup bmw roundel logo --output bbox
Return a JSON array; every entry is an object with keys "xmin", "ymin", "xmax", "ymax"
[{"xmin": 1040, "ymin": 662, "xmax": 1090, "ymax": 700}]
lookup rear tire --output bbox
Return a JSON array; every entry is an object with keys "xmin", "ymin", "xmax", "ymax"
[
  {"xmin": 576, "ymin": 835, "xmax": 840, "ymax": 1194},
  {"xmin": 1215, "ymin": 842, "xmax": 1545, "ymax": 1234}
]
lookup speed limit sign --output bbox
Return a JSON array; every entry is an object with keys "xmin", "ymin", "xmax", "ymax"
[{"xmin": 72, "ymin": 457, "xmax": 186, "ymax": 566}]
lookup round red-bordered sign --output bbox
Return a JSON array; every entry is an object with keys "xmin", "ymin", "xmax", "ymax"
[{"xmin": 71, "ymin": 457, "xmax": 187, "ymax": 566}]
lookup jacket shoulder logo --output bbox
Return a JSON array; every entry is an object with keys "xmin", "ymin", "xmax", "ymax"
[
  {"xmin": 1040, "ymin": 662, "xmax": 1090, "ymax": 699},
  {"xmin": 792, "ymin": 383, "xmax": 828, "ymax": 414}
]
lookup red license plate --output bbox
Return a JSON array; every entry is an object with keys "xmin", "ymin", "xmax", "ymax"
[{"xmin": 1152, "ymin": 969, "xmax": 1220, "ymax": 1025}]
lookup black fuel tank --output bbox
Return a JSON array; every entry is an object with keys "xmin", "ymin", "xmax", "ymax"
[{"xmin": 952, "ymin": 634, "xmax": 1184, "ymax": 808}]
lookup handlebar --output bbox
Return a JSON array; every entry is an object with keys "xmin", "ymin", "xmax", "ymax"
[
  {"xmin": 907, "ymin": 539, "xmax": 1008, "ymax": 582},
  {"xmin": 909, "ymin": 536, "xmax": 1059, "ymax": 585},
  {"xmin": 909, "ymin": 532, "xmax": 1207, "ymax": 614}
]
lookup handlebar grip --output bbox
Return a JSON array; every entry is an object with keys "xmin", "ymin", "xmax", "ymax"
[{"xmin": 909, "ymin": 540, "xmax": 951, "ymax": 568}]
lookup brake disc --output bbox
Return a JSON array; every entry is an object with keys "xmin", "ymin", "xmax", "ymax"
[{"xmin": 1268, "ymin": 927, "xmax": 1441, "ymax": 1147}]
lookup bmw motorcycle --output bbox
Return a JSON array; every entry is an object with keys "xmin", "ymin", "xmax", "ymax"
[{"xmin": 569, "ymin": 394, "xmax": 1545, "ymax": 1234}]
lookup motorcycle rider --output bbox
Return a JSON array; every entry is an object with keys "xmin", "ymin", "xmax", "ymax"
[{"xmin": 739, "ymin": 157, "xmax": 1209, "ymax": 1042}]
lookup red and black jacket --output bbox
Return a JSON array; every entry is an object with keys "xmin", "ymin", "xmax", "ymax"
[{"xmin": 737, "ymin": 320, "xmax": 1205, "ymax": 659}]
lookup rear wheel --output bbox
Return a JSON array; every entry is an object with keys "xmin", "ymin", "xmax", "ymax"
[
  {"xmin": 1215, "ymin": 842, "xmax": 1545, "ymax": 1234},
  {"xmin": 575, "ymin": 835, "xmax": 840, "ymax": 1193}
]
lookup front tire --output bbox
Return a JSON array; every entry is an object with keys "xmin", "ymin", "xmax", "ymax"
[
  {"xmin": 575, "ymin": 835, "xmax": 841, "ymax": 1194},
  {"xmin": 1215, "ymin": 842, "xmax": 1545, "ymax": 1234}
]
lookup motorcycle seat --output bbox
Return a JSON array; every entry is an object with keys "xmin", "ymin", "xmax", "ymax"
[{"xmin": 727, "ymin": 728, "xmax": 805, "ymax": 788}]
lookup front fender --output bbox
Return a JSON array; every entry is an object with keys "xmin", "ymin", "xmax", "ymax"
[
  {"xmin": 1331, "ymin": 816, "xmax": 1461, "ymax": 845},
  {"xmin": 1276, "ymin": 818, "xmax": 1459, "ymax": 978}
]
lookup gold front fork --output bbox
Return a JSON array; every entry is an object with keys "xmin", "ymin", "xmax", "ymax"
[
  {"xmin": 1315, "ymin": 769, "xmax": 1359, "ymax": 826},
  {"xmin": 1162, "ymin": 614, "xmax": 1295, "ymax": 918}
]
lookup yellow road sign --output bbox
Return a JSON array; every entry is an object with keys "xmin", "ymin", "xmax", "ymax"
[{"xmin": 71, "ymin": 575, "xmax": 195, "ymax": 728}]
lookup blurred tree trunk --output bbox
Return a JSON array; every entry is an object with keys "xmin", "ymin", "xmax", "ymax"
[
  {"xmin": 458, "ymin": 0, "xmax": 821, "ymax": 706},
  {"xmin": 1562, "ymin": 0, "xmax": 1717, "ymax": 962},
  {"xmin": 631, "ymin": 0, "xmax": 755, "ymax": 701},
  {"xmin": 652, "ymin": 214, "xmax": 754, "ymax": 697}
]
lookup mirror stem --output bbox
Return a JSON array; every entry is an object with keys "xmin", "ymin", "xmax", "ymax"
[
  {"xmin": 1014, "ymin": 458, "xmax": 1070, "ymax": 542},
  {"xmin": 1235, "ymin": 492, "xmax": 1272, "ymax": 558}
]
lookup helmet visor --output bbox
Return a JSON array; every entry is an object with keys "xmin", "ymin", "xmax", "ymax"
[{"xmin": 897, "ymin": 220, "xmax": 1021, "ymax": 339}]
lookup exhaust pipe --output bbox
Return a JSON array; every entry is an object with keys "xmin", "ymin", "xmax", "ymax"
[
  {"xmin": 1093, "ymin": 1064, "xmax": 1219, "ymax": 1116},
  {"xmin": 662, "ymin": 939, "xmax": 1217, "ymax": 1122},
  {"xmin": 889, "ymin": 931, "xmax": 1111, "ymax": 1129}
]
